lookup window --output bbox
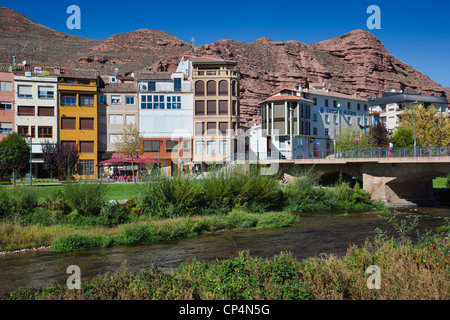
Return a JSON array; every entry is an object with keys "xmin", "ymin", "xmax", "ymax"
[
  {"xmin": 109, "ymin": 134, "xmax": 122, "ymax": 144},
  {"xmin": 347, "ymin": 116, "xmax": 351, "ymax": 124},
  {"xmin": 79, "ymin": 141, "xmax": 94, "ymax": 153},
  {"xmin": 0, "ymin": 81, "xmax": 12, "ymax": 91},
  {"xmin": 167, "ymin": 96, "xmax": 181, "ymax": 109},
  {"xmin": 207, "ymin": 122, "xmax": 217, "ymax": 135},
  {"xmin": 38, "ymin": 86, "xmax": 54, "ymax": 99},
  {"xmin": 78, "ymin": 159, "xmax": 95, "ymax": 176},
  {"xmin": 80, "ymin": 117, "xmax": 94, "ymax": 130},
  {"xmin": 61, "ymin": 117, "xmax": 76, "ymax": 130},
  {"xmin": 313, "ymin": 127, "xmax": 318, "ymax": 135},
  {"xmin": 38, "ymin": 126, "xmax": 52, "ymax": 138},
  {"xmin": 18, "ymin": 106, "xmax": 35, "ymax": 116},
  {"xmin": 357, "ymin": 117, "xmax": 361, "ymax": 125},
  {"xmin": 325, "ymin": 128, "xmax": 329, "ymax": 136},
  {"xmin": 195, "ymin": 100, "xmax": 205, "ymax": 115},
  {"xmin": 125, "ymin": 115, "xmax": 135, "ymax": 124},
  {"xmin": 141, "ymin": 95, "xmax": 151, "ymax": 109},
  {"xmin": 347, "ymin": 102, "xmax": 351, "ymax": 110},
  {"xmin": 279, "ymin": 138, "xmax": 286, "ymax": 149},
  {"xmin": 31, "ymin": 126, "xmax": 36, "ymax": 138},
  {"xmin": 195, "ymin": 141, "xmax": 204, "ymax": 154},
  {"xmin": 232, "ymin": 100, "xmax": 237, "ymax": 115},
  {"xmin": 111, "ymin": 95, "xmax": 121, "ymax": 105},
  {"xmin": 218, "ymin": 80, "xmax": 228, "ymax": 96},
  {"xmin": 207, "ymin": 141, "xmax": 216, "ymax": 154},
  {"xmin": 166, "ymin": 140, "xmax": 179, "ymax": 153},
  {"xmin": 313, "ymin": 114, "xmax": 317, "ymax": 121},
  {"xmin": 154, "ymin": 95, "xmax": 165, "ymax": 109},
  {"xmin": 325, "ymin": 115, "xmax": 330, "ymax": 124},
  {"xmin": 195, "ymin": 122, "xmax": 204, "ymax": 136},
  {"xmin": 334, "ymin": 115, "xmax": 338, "ymax": 125},
  {"xmin": 219, "ymin": 140, "xmax": 228, "ymax": 154},
  {"xmin": 98, "ymin": 96, "xmax": 107, "ymax": 104},
  {"xmin": 61, "ymin": 94, "xmax": 76, "ymax": 106},
  {"xmin": 364, "ymin": 104, "xmax": 368, "ymax": 111},
  {"xmin": 219, "ymin": 122, "xmax": 228, "ymax": 135},
  {"xmin": 183, "ymin": 140, "xmax": 191, "ymax": 152},
  {"xmin": 313, "ymin": 97, "xmax": 317, "ymax": 104},
  {"xmin": 325, "ymin": 99, "xmax": 328, "ymax": 107},
  {"xmin": 18, "ymin": 126, "xmax": 28, "ymax": 136},
  {"xmin": 38, "ymin": 107, "xmax": 54, "ymax": 117},
  {"xmin": 195, "ymin": 81, "xmax": 204, "ymax": 96},
  {"xmin": 0, "ymin": 102, "xmax": 12, "ymax": 110},
  {"xmin": 357, "ymin": 104, "xmax": 361, "ymax": 111},
  {"xmin": 17, "ymin": 85, "xmax": 32, "ymax": 98},
  {"xmin": 174, "ymin": 78, "xmax": 181, "ymax": 91},
  {"xmin": 207, "ymin": 100, "xmax": 216, "ymax": 115},
  {"xmin": 333, "ymin": 100, "xmax": 337, "ymax": 107},
  {"xmin": 125, "ymin": 96, "xmax": 135, "ymax": 105},
  {"xmin": 109, "ymin": 114, "xmax": 123, "ymax": 124},
  {"xmin": 61, "ymin": 141, "xmax": 76, "ymax": 150},
  {"xmin": 219, "ymin": 100, "xmax": 228, "ymax": 115},
  {"xmin": 232, "ymin": 80, "xmax": 237, "ymax": 96},
  {"xmin": 148, "ymin": 81, "xmax": 156, "ymax": 91},
  {"xmin": 143, "ymin": 140, "xmax": 161, "ymax": 152},
  {"xmin": 0, "ymin": 122, "xmax": 12, "ymax": 134},
  {"xmin": 207, "ymin": 81, "xmax": 216, "ymax": 96}
]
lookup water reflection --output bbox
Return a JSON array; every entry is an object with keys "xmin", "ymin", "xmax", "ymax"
[{"xmin": 0, "ymin": 208, "xmax": 448, "ymax": 297}]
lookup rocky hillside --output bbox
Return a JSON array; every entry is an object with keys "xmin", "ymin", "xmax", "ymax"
[{"xmin": 0, "ymin": 6, "xmax": 448, "ymax": 125}]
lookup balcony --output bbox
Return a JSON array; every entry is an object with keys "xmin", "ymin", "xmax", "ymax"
[{"xmin": 194, "ymin": 69, "xmax": 239, "ymax": 78}]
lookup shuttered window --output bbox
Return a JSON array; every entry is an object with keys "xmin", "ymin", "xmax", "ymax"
[
  {"xmin": 80, "ymin": 117, "xmax": 94, "ymax": 130},
  {"xmin": 195, "ymin": 81, "xmax": 204, "ymax": 96},
  {"xmin": 195, "ymin": 100, "xmax": 205, "ymax": 115},
  {"xmin": 61, "ymin": 117, "xmax": 76, "ymax": 130},
  {"xmin": 207, "ymin": 100, "xmax": 216, "ymax": 115},
  {"xmin": 219, "ymin": 100, "xmax": 228, "ymax": 115},
  {"xmin": 143, "ymin": 140, "xmax": 160, "ymax": 152},
  {"xmin": 207, "ymin": 81, "xmax": 216, "ymax": 96},
  {"xmin": 38, "ymin": 107, "xmax": 54, "ymax": 117},
  {"xmin": 80, "ymin": 141, "xmax": 94, "ymax": 153},
  {"xmin": 61, "ymin": 141, "xmax": 76, "ymax": 150},
  {"xmin": 18, "ymin": 106, "xmax": 35, "ymax": 116},
  {"xmin": 17, "ymin": 85, "xmax": 32, "ymax": 98},
  {"xmin": 195, "ymin": 122, "xmax": 204, "ymax": 136},
  {"xmin": 219, "ymin": 122, "xmax": 228, "ymax": 135},
  {"xmin": 207, "ymin": 122, "xmax": 216, "ymax": 135},
  {"xmin": 218, "ymin": 80, "xmax": 228, "ymax": 96}
]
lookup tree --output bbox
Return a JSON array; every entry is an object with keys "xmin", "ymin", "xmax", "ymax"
[
  {"xmin": 371, "ymin": 122, "xmax": 389, "ymax": 147},
  {"xmin": 389, "ymin": 127, "xmax": 418, "ymax": 148},
  {"xmin": 399, "ymin": 103, "xmax": 450, "ymax": 146},
  {"xmin": 0, "ymin": 133, "xmax": 30, "ymax": 186},
  {"xmin": 334, "ymin": 126, "xmax": 370, "ymax": 150},
  {"xmin": 42, "ymin": 141, "xmax": 79, "ymax": 180},
  {"xmin": 114, "ymin": 124, "xmax": 144, "ymax": 182}
]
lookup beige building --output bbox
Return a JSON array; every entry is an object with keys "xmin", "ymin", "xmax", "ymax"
[
  {"xmin": 98, "ymin": 81, "xmax": 138, "ymax": 161},
  {"xmin": 184, "ymin": 57, "xmax": 240, "ymax": 170}
]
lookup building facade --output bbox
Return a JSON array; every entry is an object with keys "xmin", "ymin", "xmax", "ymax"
[
  {"xmin": 188, "ymin": 56, "xmax": 240, "ymax": 169},
  {"xmin": 369, "ymin": 91, "xmax": 449, "ymax": 132},
  {"xmin": 14, "ymin": 70, "xmax": 58, "ymax": 177},
  {"xmin": 137, "ymin": 70, "xmax": 193, "ymax": 175},
  {"xmin": 0, "ymin": 70, "xmax": 14, "ymax": 141},
  {"xmin": 57, "ymin": 68, "xmax": 99, "ymax": 178}
]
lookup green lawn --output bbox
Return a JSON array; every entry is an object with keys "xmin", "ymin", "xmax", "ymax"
[
  {"xmin": 2, "ymin": 182, "xmax": 139, "ymax": 202},
  {"xmin": 433, "ymin": 176, "xmax": 449, "ymax": 189}
]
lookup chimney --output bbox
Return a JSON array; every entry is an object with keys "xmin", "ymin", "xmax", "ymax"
[{"xmin": 54, "ymin": 65, "xmax": 61, "ymax": 75}]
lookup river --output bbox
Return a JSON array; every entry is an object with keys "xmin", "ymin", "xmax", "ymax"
[{"xmin": 0, "ymin": 207, "xmax": 449, "ymax": 298}]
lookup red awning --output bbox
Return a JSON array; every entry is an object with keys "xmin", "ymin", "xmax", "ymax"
[
  {"xmin": 134, "ymin": 158, "xmax": 162, "ymax": 164},
  {"xmin": 99, "ymin": 158, "xmax": 131, "ymax": 164},
  {"xmin": 99, "ymin": 158, "xmax": 161, "ymax": 164}
]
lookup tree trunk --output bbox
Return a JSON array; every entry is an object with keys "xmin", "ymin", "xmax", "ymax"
[{"xmin": 132, "ymin": 160, "xmax": 135, "ymax": 183}]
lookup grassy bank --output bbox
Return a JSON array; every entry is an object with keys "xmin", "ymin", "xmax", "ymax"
[
  {"xmin": 0, "ymin": 166, "xmax": 378, "ymax": 252},
  {"xmin": 5, "ymin": 230, "xmax": 449, "ymax": 300}
]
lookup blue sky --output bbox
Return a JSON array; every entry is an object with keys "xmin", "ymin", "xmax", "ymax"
[{"xmin": 3, "ymin": 0, "xmax": 449, "ymax": 86}]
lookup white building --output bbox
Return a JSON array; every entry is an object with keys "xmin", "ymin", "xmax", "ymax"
[
  {"xmin": 14, "ymin": 71, "xmax": 58, "ymax": 177},
  {"xmin": 369, "ymin": 91, "xmax": 449, "ymax": 132}
]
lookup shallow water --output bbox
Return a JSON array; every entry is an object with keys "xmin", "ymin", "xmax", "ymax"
[{"xmin": 0, "ymin": 207, "xmax": 448, "ymax": 297}]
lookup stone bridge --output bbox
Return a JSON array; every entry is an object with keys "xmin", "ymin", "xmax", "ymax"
[{"xmin": 258, "ymin": 157, "xmax": 450, "ymax": 207}]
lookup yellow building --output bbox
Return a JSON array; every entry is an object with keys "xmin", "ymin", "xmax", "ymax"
[{"xmin": 57, "ymin": 68, "xmax": 99, "ymax": 178}]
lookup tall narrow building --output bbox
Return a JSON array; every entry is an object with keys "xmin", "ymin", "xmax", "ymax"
[{"xmin": 57, "ymin": 68, "xmax": 99, "ymax": 178}]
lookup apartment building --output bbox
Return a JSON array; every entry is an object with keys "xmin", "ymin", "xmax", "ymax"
[
  {"xmin": 0, "ymin": 70, "xmax": 14, "ymax": 140},
  {"xmin": 57, "ymin": 68, "xmax": 99, "ymax": 178},
  {"xmin": 137, "ymin": 70, "xmax": 193, "ymax": 175},
  {"xmin": 186, "ymin": 56, "xmax": 240, "ymax": 170},
  {"xmin": 300, "ymin": 83, "xmax": 370, "ymax": 153},
  {"xmin": 98, "ymin": 81, "xmax": 138, "ymax": 161},
  {"xmin": 259, "ymin": 88, "xmax": 315, "ymax": 159},
  {"xmin": 14, "ymin": 69, "xmax": 58, "ymax": 176},
  {"xmin": 369, "ymin": 91, "xmax": 449, "ymax": 132}
]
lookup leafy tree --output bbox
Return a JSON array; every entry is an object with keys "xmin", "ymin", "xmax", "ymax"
[
  {"xmin": 42, "ymin": 141, "xmax": 79, "ymax": 180},
  {"xmin": 371, "ymin": 122, "xmax": 389, "ymax": 147},
  {"xmin": 114, "ymin": 124, "xmax": 144, "ymax": 182},
  {"xmin": 399, "ymin": 103, "xmax": 450, "ymax": 146},
  {"xmin": 389, "ymin": 127, "xmax": 419, "ymax": 148},
  {"xmin": 333, "ymin": 126, "xmax": 370, "ymax": 150},
  {"xmin": 0, "ymin": 133, "xmax": 30, "ymax": 186}
]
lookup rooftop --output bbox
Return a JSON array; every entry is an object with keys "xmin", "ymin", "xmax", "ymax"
[
  {"xmin": 135, "ymin": 72, "xmax": 174, "ymax": 81},
  {"xmin": 369, "ymin": 92, "xmax": 449, "ymax": 106},
  {"xmin": 260, "ymin": 95, "xmax": 315, "ymax": 104},
  {"xmin": 99, "ymin": 82, "xmax": 137, "ymax": 93}
]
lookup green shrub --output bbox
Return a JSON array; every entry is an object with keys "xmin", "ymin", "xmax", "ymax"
[
  {"xmin": 51, "ymin": 234, "xmax": 106, "ymax": 252},
  {"xmin": 62, "ymin": 180, "xmax": 108, "ymax": 216}
]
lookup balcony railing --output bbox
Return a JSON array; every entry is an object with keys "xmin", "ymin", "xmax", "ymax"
[{"xmin": 194, "ymin": 70, "xmax": 239, "ymax": 77}]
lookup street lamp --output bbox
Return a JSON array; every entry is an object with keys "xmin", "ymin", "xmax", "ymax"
[{"xmin": 412, "ymin": 100, "xmax": 418, "ymax": 157}]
